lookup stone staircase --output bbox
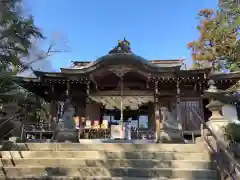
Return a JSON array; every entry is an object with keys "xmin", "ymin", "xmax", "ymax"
[{"xmin": 0, "ymin": 143, "xmax": 218, "ymax": 179}]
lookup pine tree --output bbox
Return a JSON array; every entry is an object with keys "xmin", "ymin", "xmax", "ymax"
[
  {"xmin": 188, "ymin": 0, "xmax": 240, "ymax": 71},
  {"xmin": 0, "ymin": 0, "xmax": 44, "ymax": 93}
]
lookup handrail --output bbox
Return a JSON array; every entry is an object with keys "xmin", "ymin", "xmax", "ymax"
[
  {"xmin": 189, "ymin": 107, "xmax": 240, "ymax": 180},
  {"xmin": 0, "ymin": 113, "xmax": 21, "ymax": 128},
  {"xmin": 0, "ymin": 113, "xmax": 22, "ymax": 141},
  {"xmin": 188, "ymin": 109, "xmax": 202, "ymax": 130},
  {"xmin": 0, "ymin": 126, "xmax": 20, "ymax": 141},
  {"xmin": 183, "ymin": 110, "xmax": 203, "ymax": 143}
]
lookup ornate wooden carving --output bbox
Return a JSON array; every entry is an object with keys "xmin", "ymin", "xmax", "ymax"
[
  {"xmin": 89, "ymin": 95, "xmax": 154, "ymax": 110},
  {"xmin": 90, "ymin": 90, "xmax": 153, "ymax": 96},
  {"xmin": 130, "ymin": 68, "xmax": 151, "ymax": 78},
  {"xmin": 108, "ymin": 66, "xmax": 131, "ymax": 77},
  {"xmin": 109, "ymin": 38, "xmax": 132, "ymax": 54}
]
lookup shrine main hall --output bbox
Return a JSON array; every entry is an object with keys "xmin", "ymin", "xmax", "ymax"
[{"xmin": 15, "ymin": 38, "xmax": 235, "ymax": 140}]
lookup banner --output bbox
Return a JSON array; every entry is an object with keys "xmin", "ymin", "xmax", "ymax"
[{"xmin": 111, "ymin": 125, "xmax": 124, "ymax": 139}]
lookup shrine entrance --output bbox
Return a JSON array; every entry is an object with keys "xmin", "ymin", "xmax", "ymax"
[
  {"xmin": 89, "ymin": 92, "xmax": 154, "ymax": 139},
  {"xmin": 103, "ymin": 107, "xmax": 148, "ymax": 129},
  {"xmin": 102, "ymin": 107, "xmax": 149, "ymax": 139}
]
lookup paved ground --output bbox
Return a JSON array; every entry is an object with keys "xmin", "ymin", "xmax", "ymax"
[
  {"xmin": 78, "ymin": 139, "xmax": 185, "ymax": 144},
  {"xmin": 79, "ymin": 139, "xmax": 156, "ymax": 144}
]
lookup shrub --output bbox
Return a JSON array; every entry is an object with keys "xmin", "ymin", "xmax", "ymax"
[{"xmin": 224, "ymin": 123, "xmax": 240, "ymax": 143}]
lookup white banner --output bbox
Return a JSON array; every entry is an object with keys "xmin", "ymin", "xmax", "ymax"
[{"xmin": 111, "ymin": 125, "xmax": 124, "ymax": 139}]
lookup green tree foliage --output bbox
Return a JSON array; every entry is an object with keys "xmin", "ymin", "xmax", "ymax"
[
  {"xmin": 0, "ymin": 0, "xmax": 50, "ymax": 131},
  {"xmin": 187, "ymin": 0, "xmax": 240, "ymax": 71},
  {"xmin": 0, "ymin": 0, "xmax": 44, "ymax": 93},
  {"xmin": 0, "ymin": 1, "xmax": 70, "ymax": 131}
]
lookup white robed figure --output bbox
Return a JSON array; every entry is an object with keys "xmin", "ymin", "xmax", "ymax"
[{"xmin": 125, "ymin": 118, "xmax": 132, "ymax": 140}]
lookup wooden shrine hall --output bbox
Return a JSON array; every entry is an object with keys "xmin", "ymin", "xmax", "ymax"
[{"xmin": 14, "ymin": 38, "xmax": 235, "ymax": 141}]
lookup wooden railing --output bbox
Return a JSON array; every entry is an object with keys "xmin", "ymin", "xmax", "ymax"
[{"xmin": 189, "ymin": 107, "xmax": 240, "ymax": 180}]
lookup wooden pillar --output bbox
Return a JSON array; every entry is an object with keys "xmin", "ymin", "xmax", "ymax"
[
  {"xmin": 66, "ymin": 82, "xmax": 70, "ymax": 99},
  {"xmin": 85, "ymin": 80, "xmax": 90, "ymax": 119},
  {"xmin": 148, "ymin": 103, "xmax": 155, "ymax": 130},
  {"xmin": 154, "ymin": 80, "xmax": 161, "ymax": 143},
  {"xmin": 176, "ymin": 78, "xmax": 181, "ymax": 123},
  {"xmin": 50, "ymin": 85, "xmax": 57, "ymax": 119},
  {"xmin": 75, "ymin": 97, "xmax": 86, "ymax": 117}
]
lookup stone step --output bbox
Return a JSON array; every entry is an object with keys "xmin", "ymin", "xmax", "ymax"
[
  {"xmin": 2, "ymin": 143, "xmax": 206, "ymax": 152},
  {"xmin": 0, "ymin": 176, "xmax": 217, "ymax": 180},
  {"xmin": 1, "ymin": 151, "xmax": 211, "ymax": 161},
  {"xmin": 1, "ymin": 167, "xmax": 217, "ymax": 179},
  {"xmin": 0, "ymin": 159, "xmax": 214, "ymax": 169}
]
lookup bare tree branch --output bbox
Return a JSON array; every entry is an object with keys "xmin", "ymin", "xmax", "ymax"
[{"xmin": 18, "ymin": 32, "xmax": 70, "ymax": 72}]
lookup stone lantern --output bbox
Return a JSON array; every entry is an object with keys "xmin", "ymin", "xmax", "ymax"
[
  {"xmin": 204, "ymin": 80, "xmax": 228, "ymax": 139},
  {"xmin": 206, "ymin": 100, "xmax": 224, "ymax": 121}
]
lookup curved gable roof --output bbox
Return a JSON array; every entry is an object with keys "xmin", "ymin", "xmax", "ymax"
[{"xmin": 61, "ymin": 39, "xmax": 183, "ymax": 74}]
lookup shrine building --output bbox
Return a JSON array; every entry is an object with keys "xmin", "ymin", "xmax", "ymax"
[{"xmin": 14, "ymin": 38, "xmax": 237, "ymax": 139}]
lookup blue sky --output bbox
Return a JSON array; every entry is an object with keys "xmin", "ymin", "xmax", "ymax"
[{"xmin": 26, "ymin": 0, "xmax": 218, "ymax": 71}]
